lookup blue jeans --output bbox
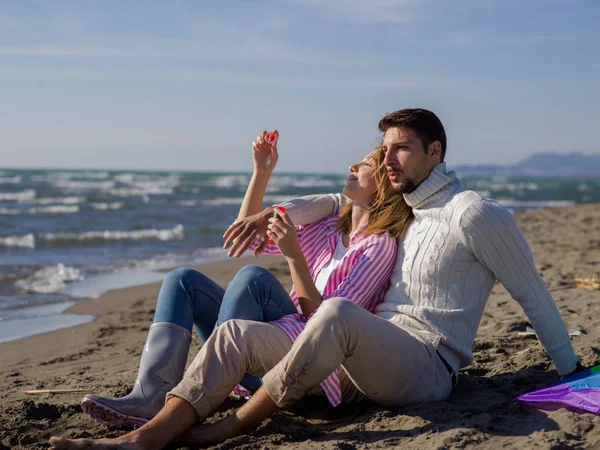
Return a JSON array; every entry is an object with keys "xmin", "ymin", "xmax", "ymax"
[{"xmin": 153, "ymin": 264, "xmax": 297, "ymax": 391}]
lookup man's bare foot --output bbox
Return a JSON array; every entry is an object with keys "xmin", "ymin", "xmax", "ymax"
[{"xmin": 49, "ymin": 435, "xmax": 144, "ymax": 450}]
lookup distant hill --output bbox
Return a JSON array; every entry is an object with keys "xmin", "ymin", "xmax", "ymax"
[{"xmin": 454, "ymin": 152, "xmax": 600, "ymax": 177}]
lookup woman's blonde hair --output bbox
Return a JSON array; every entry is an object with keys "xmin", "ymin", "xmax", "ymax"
[{"xmin": 336, "ymin": 147, "xmax": 413, "ymax": 239}]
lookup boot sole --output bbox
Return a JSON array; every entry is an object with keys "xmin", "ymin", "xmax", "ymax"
[{"xmin": 81, "ymin": 397, "xmax": 150, "ymax": 429}]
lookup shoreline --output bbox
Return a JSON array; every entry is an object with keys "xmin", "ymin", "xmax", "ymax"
[
  {"xmin": 1, "ymin": 203, "xmax": 600, "ymax": 449},
  {"xmin": 0, "ymin": 250, "xmax": 238, "ymax": 344},
  {"xmin": 0, "ymin": 254, "xmax": 288, "ymax": 363}
]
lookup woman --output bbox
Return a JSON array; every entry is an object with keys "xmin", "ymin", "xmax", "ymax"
[{"xmin": 79, "ymin": 130, "xmax": 412, "ymax": 430}]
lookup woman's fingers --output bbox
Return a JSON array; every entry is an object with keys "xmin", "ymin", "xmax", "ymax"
[
  {"xmin": 278, "ymin": 212, "xmax": 294, "ymax": 227},
  {"xmin": 268, "ymin": 218, "xmax": 286, "ymax": 235},
  {"xmin": 266, "ymin": 230, "xmax": 283, "ymax": 244}
]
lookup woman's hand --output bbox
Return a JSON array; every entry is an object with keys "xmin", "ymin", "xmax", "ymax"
[
  {"xmin": 253, "ymin": 130, "xmax": 278, "ymax": 174},
  {"xmin": 267, "ymin": 211, "xmax": 302, "ymax": 259}
]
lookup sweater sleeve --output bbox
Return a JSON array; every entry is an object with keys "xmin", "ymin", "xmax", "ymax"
[
  {"xmin": 324, "ymin": 234, "xmax": 397, "ymax": 311},
  {"xmin": 277, "ymin": 194, "xmax": 348, "ymax": 227},
  {"xmin": 460, "ymin": 198, "xmax": 579, "ymax": 376}
]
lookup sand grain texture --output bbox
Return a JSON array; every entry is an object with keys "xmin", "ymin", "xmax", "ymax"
[{"xmin": 2, "ymin": 204, "xmax": 600, "ymax": 449}]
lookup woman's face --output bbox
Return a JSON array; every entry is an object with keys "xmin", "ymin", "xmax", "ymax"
[{"xmin": 343, "ymin": 151, "xmax": 378, "ymax": 204}]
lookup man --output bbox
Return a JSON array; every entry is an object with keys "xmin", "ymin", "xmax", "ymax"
[{"xmin": 50, "ymin": 109, "xmax": 580, "ymax": 449}]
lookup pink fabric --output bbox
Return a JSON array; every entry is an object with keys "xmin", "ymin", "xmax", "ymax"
[{"xmin": 251, "ymin": 215, "xmax": 398, "ymax": 406}]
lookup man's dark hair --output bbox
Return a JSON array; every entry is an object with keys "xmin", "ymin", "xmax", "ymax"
[{"xmin": 378, "ymin": 108, "xmax": 447, "ymax": 161}]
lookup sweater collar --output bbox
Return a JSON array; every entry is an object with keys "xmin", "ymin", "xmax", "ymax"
[{"xmin": 404, "ymin": 162, "xmax": 457, "ymax": 209}]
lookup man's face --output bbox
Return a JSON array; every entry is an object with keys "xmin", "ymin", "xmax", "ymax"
[{"xmin": 382, "ymin": 127, "xmax": 439, "ymax": 194}]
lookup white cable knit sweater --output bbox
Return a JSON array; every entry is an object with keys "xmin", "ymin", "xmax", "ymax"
[{"xmin": 283, "ymin": 163, "xmax": 579, "ymax": 376}]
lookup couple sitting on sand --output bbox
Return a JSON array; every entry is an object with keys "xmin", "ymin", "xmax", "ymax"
[{"xmin": 50, "ymin": 108, "xmax": 582, "ymax": 449}]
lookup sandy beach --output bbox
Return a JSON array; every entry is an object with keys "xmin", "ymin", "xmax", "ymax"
[{"xmin": 1, "ymin": 203, "xmax": 600, "ymax": 449}]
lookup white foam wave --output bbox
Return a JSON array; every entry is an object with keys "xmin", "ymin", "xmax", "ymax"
[
  {"xmin": 0, "ymin": 208, "xmax": 22, "ymax": 215},
  {"xmin": 0, "ymin": 189, "xmax": 36, "ymax": 201},
  {"xmin": 76, "ymin": 171, "xmax": 110, "ymax": 179},
  {"xmin": 469, "ymin": 180, "xmax": 540, "ymax": 192},
  {"xmin": 15, "ymin": 264, "xmax": 83, "ymax": 294},
  {"xmin": 39, "ymin": 224, "xmax": 184, "ymax": 244},
  {"xmin": 210, "ymin": 175, "xmax": 251, "ymax": 189},
  {"xmin": 0, "ymin": 176, "xmax": 22, "ymax": 184},
  {"xmin": 200, "ymin": 197, "xmax": 244, "ymax": 206},
  {"xmin": 110, "ymin": 173, "xmax": 180, "ymax": 197},
  {"xmin": 31, "ymin": 171, "xmax": 110, "ymax": 183},
  {"xmin": 0, "ymin": 234, "xmax": 36, "ymax": 249},
  {"xmin": 178, "ymin": 195, "xmax": 295, "ymax": 207},
  {"xmin": 91, "ymin": 201, "xmax": 124, "ymax": 210},
  {"xmin": 267, "ymin": 176, "xmax": 343, "ymax": 190},
  {"xmin": 27, "ymin": 196, "xmax": 85, "ymax": 205},
  {"xmin": 35, "ymin": 205, "xmax": 80, "ymax": 214},
  {"xmin": 52, "ymin": 180, "xmax": 116, "ymax": 191},
  {"xmin": 497, "ymin": 199, "xmax": 575, "ymax": 209},
  {"xmin": 0, "ymin": 205, "xmax": 79, "ymax": 215},
  {"xmin": 263, "ymin": 195, "xmax": 296, "ymax": 204},
  {"xmin": 175, "ymin": 199, "xmax": 200, "ymax": 206},
  {"xmin": 109, "ymin": 187, "xmax": 173, "ymax": 197}
]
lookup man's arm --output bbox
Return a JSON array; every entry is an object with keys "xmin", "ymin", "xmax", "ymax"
[
  {"xmin": 224, "ymin": 193, "xmax": 347, "ymax": 257},
  {"xmin": 460, "ymin": 198, "xmax": 579, "ymax": 376},
  {"xmin": 278, "ymin": 193, "xmax": 347, "ymax": 226}
]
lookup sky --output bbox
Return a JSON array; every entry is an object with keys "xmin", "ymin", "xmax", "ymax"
[{"xmin": 1, "ymin": 0, "xmax": 599, "ymax": 173}]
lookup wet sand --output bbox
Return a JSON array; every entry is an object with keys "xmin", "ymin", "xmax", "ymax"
[{"xmin": 1, "ymin": 203, "xmax": 600, "ymax": 449}]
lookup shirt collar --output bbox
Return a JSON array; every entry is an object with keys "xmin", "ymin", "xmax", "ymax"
[{"xmin": 403, "ymin": 162, "xmax": 457, "ymax": 209}]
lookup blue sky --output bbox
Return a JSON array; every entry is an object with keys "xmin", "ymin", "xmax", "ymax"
[{"xmin": 1, "ymin": 0, "xmax": 599, "ymax": 173}]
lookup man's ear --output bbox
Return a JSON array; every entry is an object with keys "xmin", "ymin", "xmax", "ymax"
[{"xmin": 428, "ymin": 141, "xmax": 442, "ymax": 163}]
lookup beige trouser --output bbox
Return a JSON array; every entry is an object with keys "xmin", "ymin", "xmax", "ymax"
[{"xmin": 168, "ymin": 298, "xmax": 453, "ymax": 421}]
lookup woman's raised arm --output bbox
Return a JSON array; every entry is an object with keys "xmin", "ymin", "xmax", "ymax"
[{"xmin": 237, "ymin": 130, "xmax": 279, "ymax": 221}]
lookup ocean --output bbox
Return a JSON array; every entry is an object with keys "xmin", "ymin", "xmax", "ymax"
[{"xmin": 1, "ymin": 168, "xmax": 599, "ymax": 343}]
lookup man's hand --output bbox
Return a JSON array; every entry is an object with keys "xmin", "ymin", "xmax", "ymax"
[{"xmin": 223, "ymin": 206, "xmax": 275, "ymax": 258}]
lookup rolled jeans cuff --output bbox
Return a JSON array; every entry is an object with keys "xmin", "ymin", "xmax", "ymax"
[
  {"xmin": 166, "ymin": 384, "xmax": 212, "ymax": 421},
  {"xmin": 262, "ymin": 362, "xmax": 303, "ymax": 409}
]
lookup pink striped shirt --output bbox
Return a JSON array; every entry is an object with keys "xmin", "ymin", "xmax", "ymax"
[{"xmin": 249, "ymin": 215, "xmax": 397, "ymax": 406}]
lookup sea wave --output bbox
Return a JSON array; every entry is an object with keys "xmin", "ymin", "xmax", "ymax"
[
  {"xmin": 38, "ymin": 224, "xmax": 184, "ymax": 245},
  {"xmin": 0, "ymin": 189, "xmax": 36, "ymax": 201},
  {"xmin": 497, "ymin": 199, "xmax": 575, "ymax": 210},
  {"xmin": 109, "ymin": 187, "xmax": 173, "ymax": 197},
  {"xmin": 200, "ymin": 197, "xmax": 244, "ymax": 206},
  {"xmin": 33, "ymin": 171, "xmax": 110, "ymax": 183},
  {"xmin": 91, "ymin": 201, "xmax": 124, "ymax": 210},
  {"xmin": 468, "ymin": 180, "xmax": 540, "ymax": 192},
  {"xmin": 266, "ymin": 175, "xmax": 344, "ymax": 192},
  {"xmin": 0, "ymin": 225, "xmax": 184, "ymax": 249},
  {"xmin": 0, "ymin": 234, "xmax": 36, "ymax": 249},
  {"xmin": 0, "ymin": 205, "xmax": 80, "ymax": 215},
  {"xmin": 209, "ymin": 175, "xmax": 251, "ymax": 189},
  {"xmin": 177, "ymin": 195, "xmax": 305, "ymax": 207},
  {"xmin": 52, "ymin": 180, "xmax": 116, "ymax": 191},
  {"xmin": 26, "ymin": 196, "xmax": 85, "ymax": 205},
  {"xmin": 0, "ymin": 208, "xmax": 22, "ymax": 215},
  {"xmin": 15, "ymin": 264, "xmax": 83, "ymax": 294},
  {"xmin": 0, "ymin": 176, "xmax": 22, "ymax": 184}
]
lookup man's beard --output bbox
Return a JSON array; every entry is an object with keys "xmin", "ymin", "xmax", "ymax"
[{"xmin": 391, "ymin": 179, "xmax": 417, "ymax": 195}]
